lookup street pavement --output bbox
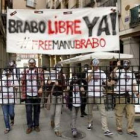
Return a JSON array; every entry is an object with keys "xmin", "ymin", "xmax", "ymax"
[{"xmin": 0, "ymin": 105, "xmax": 140, "ymax": 140}]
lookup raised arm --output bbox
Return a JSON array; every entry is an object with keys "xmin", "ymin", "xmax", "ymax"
[{"xmin": 110, "ymin": 60, "xmax": 121, "ymax": 79}]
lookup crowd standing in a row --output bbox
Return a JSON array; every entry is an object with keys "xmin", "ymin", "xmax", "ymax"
[{"xmin": 0, "ymin": 58, "xmax": 139, "ymax": 138}]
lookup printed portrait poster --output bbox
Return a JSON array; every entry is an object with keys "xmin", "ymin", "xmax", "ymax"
[{"xmin": 49, "ymin": 70, "xmax": 57, "ymax": 82}]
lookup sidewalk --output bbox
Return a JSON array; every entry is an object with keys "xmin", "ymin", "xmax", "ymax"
[{"xmin": 0, "ymin": 105, "xmax": 140, "ymax": 140}]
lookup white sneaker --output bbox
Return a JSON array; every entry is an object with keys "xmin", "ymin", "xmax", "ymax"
[
  {"xmin": 104, "ymin": 131, "xmax": 113, "ymax": 136},
  {"xmin": 87, "ymin": 124, "xmax": 92, "ymax": 130},
  {"xmin": 71, "ymin": 128, "xmax": 77, "ymax": 137}
]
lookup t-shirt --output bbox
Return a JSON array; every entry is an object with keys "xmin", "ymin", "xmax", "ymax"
[
  {"xmin": 88, "ymin": 69, "xmax": 106, "ymax": 97},
  {"xmin": 115, "ymin": 69, "xmax": 137, "ymax": 95},
  {"xmin": 72, "ymin": 84, "xmax": 81, "ymax": 107},
  {"xmin": 0, "ymin": 75, "xmax": 19, "ymax": 104},
  {"xmin": 25, "ymin": 69, "xmax": 38, "ymax": 96}
]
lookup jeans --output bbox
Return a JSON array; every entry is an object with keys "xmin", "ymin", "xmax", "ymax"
[
  {"xmin": 25, "ymin": 97, "xmax": 41, "ymax": 128},
  {"xmin": 2, "ymin": 104, "xmax": 15, "ymax": 129}
]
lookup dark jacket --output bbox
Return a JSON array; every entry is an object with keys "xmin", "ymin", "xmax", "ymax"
[
  {"xmin": 78, "ymin": 71, "xmax": 88, "ymax": 92},
  {"xmin": 46, "ymin": 72, "xmax": 66, "ymax": 96}
]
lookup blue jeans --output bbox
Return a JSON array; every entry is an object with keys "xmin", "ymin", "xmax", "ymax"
[
  {"xmin": 25, "ymin": 97, "xmax": 41, "ymax": 128},
  {"xmin": 1, "ymin": 104, "xmax": 15, "ymax": 129}
]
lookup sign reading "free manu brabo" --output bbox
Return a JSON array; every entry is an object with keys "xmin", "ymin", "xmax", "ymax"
[{"xmin": 7, "ymin": 8, "xmax": 119, "ymax": 55}]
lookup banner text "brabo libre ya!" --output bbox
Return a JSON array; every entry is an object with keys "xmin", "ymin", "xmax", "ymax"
[{"xmin": 8, "ymin": 13, "xmax": 117, "ymax": 37}]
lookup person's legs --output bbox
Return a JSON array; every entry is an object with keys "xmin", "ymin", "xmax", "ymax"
[
  {"xmin": 71, "ymin": 107, "xmax": 77, "ymax": 129},
  {"xmin": 34, "ymin": 98, "xmax": 41, "ymax": 131},
  {"xmin": 25, "ymin": 98, "xmax": 33, "ymax": 133},
  {"xmin": 54, "ymin": 96, "xmax": 62, "ymax": 132},
  {"xmin": 125, "ymin": 104, "xmax": 135, "ymax": 133},
  {"xmin": 115, "ymin": 98, "xmax": 126, "ymax": 131},
  {"xmin": 96, "ymin": 98, "xmax": 109, "ymax": 132},
  {"xmin": 2, "ymin": 105, "xmax": 10, "ymax": 131},
  {"xmin": 40, "ymin": 92, "xmax": 45, "ymax": 108},
  {"xmin": 81, "ymin": 99, "xmax": 84, "ymax": 116},
  {"xmin": 87, "ymin": 97, "xmax": 94, "ymax": 124},
  {"xmin": 83, "ymin": 97, "xmax": 87, "ymax": 115},
  {"xmin": 71, "ymin": 107, "xmax": 79, "ymax": 137},
  {"xmin": 9, "ymin": 104, "xmax": 15, "ymax": 126},
  {"xmin": 96, "ymin": 97, "xmax": 113, "ymax": 135},
  {"xmin": 87, "ymin": 97, "xmax": 94, "ymax": 130},
  {"xmin": 50, "ymin": 96, "xmax": 56, "ymax": 128},
  {"xmin": 81, "ymin": 96, "xmax": 87, "ymax": 116}
]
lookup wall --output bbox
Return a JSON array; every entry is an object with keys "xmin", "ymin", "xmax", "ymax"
[
  {"xmin": 122, "ymin": 37, "xmax": 140, "ymax": 67},
  {"xmin": 119, "ymin": 0, "xmax": 140, "ymax": 32},
  {"xmin": 68, "ymin": 0, "xmax": 77, "ymax": 8},
  {"xmin": 13, "ymin": 0, "xmax": 46, "ymax": 9}
]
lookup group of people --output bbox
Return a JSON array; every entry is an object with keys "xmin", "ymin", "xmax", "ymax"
[{"xmin": 0, "ymin": 58, "xmax": 139, "ymax": 138}]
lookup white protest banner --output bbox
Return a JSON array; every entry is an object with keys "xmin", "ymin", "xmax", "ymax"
[{"xmin": 7, "ymin": 8, "xmax": 119, "ymax": 55}]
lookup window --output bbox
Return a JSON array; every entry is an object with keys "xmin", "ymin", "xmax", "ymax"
[
  {"xmin": 26, "ymin": 0, "xmax": 36, "ymax": 8},
  {"xmin": 99, "ymin": 0, "xmax": 117, "ymax": 7},
  {"xmin": 130, "ymin": 5, "xmax": 140, "ymax": 28}
]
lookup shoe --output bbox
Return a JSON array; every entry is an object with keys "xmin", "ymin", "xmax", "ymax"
[
  {"xmin": 104, "ymin": 131, "xmax": 113, "ymax": 136},
  {"xmin": 34, "ymin": 126, "xmax": 40, "ymax": 132},
  {"xmin": 72, "ymin": 128, "xmax": 77, "ymax": 138},
  {"xmin": 127, "ymin": 131, "xmax": 138, "ymax": 137},
  {"xmin": 81, "ymin": 114, "xmax": 84, "ymax": 117},
  {"xmin": 87, "ymin": 124, "xmax": 92, "ymax": 130},
  {"xmin": 55, "ymin": 131, "xmax": 62, "ymax": 137},
  {"xmin": 26, "ymin": 128, "xmax": 32, "ymax": 134},
  {"xmin": 11, "ymin": 119, "xmax": 14, "ymax": 126},
  {"xmin": 4, "ymin": 128, "xmax": 10, "ymax": 134},
  {"xmin": 51, "ymin": 120, "xmax": 55, "ymax": 128},
  {"xmin": 117, "ymin": 129, "xmax": 123, "ymax": 135}
]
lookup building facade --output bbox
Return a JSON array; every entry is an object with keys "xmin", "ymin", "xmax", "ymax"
[
  {"xmin": 45, "ymin": 0, "xmax": 95, "ymax": 74},
  {"xmin": 0, "ymin": 0, "xmax": 10, "ymax": 71},
  {"xmin": 8, "ymin": 0, "xmax": 47, "ymax": 67},
  {"xmin": 2, "ymin": 0, "xmax": 139, "ymax": 73},
  {"xmin": 95, "ymin": 0, "xmax": 140, "ymax": 67},
  {"xmin": 119, "ymin": 0, "xmax": 140, "ymax": 68}
]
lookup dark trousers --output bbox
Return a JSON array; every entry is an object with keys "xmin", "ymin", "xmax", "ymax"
[
  {"xmin": 25, "ymin": 97, "xmax": 41, "ymax": 128},
  {"xmin": 81, "ymin": 95, "xmax": 87, "ymax": 114}
]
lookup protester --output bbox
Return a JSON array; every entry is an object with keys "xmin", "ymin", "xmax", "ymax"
[
  {"xmin": 87, "ymin": 58, "xmax": 114, "ymax": 136},
  {"xmin": 21, "ymin": 58, "xmax": 43, "ymax": 134},
  {"xmin": 47, "ymin": 63, "xmax": 66, "ymax": 137},
  {"xmin": 39, "ymin": 66, "xmax": 48, "ymax": 108},
  {"xmin": 0, "ymin": 67, "xmax": 19, "ymax": 134},
  {"xmin": 111, "ymin": 60, "xmax": 139, "ymax": 137},
  {"xmin": 68, "ymin": 73, "xmax": 85, "ymax": 137},
  {"xmin": 79, "ymin": 64, "xmax": 89, "ymax": 117}
]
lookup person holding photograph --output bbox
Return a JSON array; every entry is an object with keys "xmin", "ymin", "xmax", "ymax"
[
  {"xmin": 21, "ymin": 58, "xmax": 44, "ymax": 134},
  {"xmin": 111, "ymin": 60, "xmax": 139, "ymax": 137},
  {"xmin": 47, "ymin": 63, "xmax": 66, "ymax": 137},
  {"xmin": 0, "ymin": 67, "xmax": 19, "ymax": 134},
  {"xmin": 87, "ymin": 58, "xmax": 114, "ymax": 136},
  {"xmin": 67, "ymin": 73, "xmax": 85, "ymax": 137}
]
